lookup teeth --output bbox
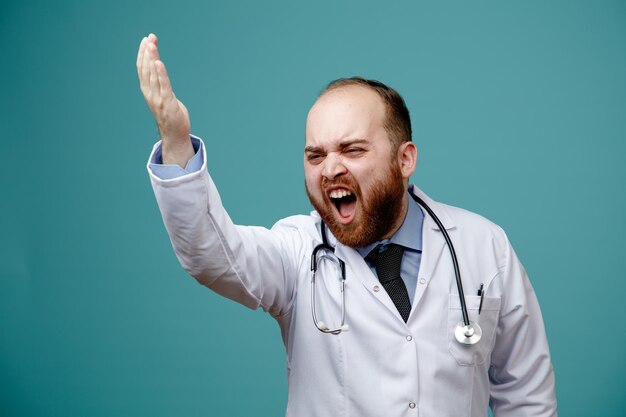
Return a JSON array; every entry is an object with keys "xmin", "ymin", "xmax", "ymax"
[{"xmin": 329, "ymin": 190, "xmax": 353, "ymax": 199}]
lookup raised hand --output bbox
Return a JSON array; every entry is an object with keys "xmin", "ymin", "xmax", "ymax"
[{"xmin": 137, "ymin": 34, "xmax": 194, "ymax": 167}]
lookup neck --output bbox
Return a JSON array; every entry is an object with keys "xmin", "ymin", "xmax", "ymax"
[{"xmin": 381, "ymin": 192, "xmax": 409, "ymax": 240}]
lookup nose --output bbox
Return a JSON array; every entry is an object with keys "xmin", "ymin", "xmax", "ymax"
[{"xmin": 321, "ymin": 153, "xmax": 347, "ymax": 180}]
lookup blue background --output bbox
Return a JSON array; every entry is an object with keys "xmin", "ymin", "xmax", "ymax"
[{"xmin": 1, "ymin": 0, "xmax": 625, "ymax": 415}]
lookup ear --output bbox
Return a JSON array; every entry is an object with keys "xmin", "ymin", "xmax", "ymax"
[{"xmin": 397, "ymin": 141, "xmax": 417, "ymax": 179}]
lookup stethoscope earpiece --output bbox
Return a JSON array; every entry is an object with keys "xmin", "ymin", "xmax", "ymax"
[{"xmin": 315, "ymin": 321, "xmax": 350, "ymax": 335}]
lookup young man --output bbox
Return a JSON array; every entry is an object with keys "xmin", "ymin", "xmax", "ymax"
[{"xmin": 138, "ymin": 34, "xmax": 557, "ymax": 416}]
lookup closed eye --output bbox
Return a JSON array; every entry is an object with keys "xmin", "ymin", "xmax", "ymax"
[
  {"xmin": 306, "ymin": 153, "xmax": 325, "ymax": 164},
  {"xmin": 344, "ymin": 147, "xmax": 365, "ymax": 156}
]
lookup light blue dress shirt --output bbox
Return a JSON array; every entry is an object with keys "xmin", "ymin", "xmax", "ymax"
[
  {"xmin": 149, "ymin": 136, "xmax": 424, "ymax": 301},
  {"xmin": 148, "ymin": 136, "xmax": 204, "ymax": 179}
]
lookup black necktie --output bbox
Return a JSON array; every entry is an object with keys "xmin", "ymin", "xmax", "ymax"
[{"xmin": 366, "ymin": 244, "xmax": 412, "ymax": 322}]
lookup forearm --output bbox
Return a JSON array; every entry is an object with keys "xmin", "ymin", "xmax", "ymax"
[
  {"xmin": 147, "ymin": 138, "xmax": 298, "ymax": 315},
  {"xmin": 489, "ymin": 236, "xmax": 557, "ymax": 416}
]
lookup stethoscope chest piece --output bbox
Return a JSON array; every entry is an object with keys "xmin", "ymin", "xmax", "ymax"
[{"xmin": 454, "ymin": 321, "xmax": 482, "ymax": 345}]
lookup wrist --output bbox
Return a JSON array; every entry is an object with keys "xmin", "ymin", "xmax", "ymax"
[{"xmin": 161, "ymin": 136, "xmax": 195, "ymax": 167}]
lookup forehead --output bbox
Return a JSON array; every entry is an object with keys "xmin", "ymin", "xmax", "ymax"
[{"xmin": 305, "ymin": 85, "xmax": 387, "ymax": 147}]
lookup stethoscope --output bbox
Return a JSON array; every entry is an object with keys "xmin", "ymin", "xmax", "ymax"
[{"xmin": 310, "ymin": 194, "xmax": 482, "ymax": 345}]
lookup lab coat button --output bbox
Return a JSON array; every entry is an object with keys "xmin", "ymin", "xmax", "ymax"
[
  {"xmin": 419, "ymin": 278, "xmax": 426, "ymax": 284},
  {"xmin": 373, "ymin": 285, "xmax": 380, "ymax": 292},
  {"xmin": 406, "ymin": 335, "xmax": 413, "ymax": 341},
  {"xmin": 409, "ymin": 402, "xmax": 416, "ymax": 409}
]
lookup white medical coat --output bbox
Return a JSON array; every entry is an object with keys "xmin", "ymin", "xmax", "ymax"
[{"xmin": 148, "ymin": 141, "xmax": 557, "ymax": 417}]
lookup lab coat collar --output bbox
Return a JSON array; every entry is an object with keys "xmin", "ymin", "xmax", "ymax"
[{"xmin": 408, "ymin": 184, "xmax": 456, "ymax": 231}]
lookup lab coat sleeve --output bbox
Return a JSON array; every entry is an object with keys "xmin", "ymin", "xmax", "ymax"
[
  {"xmin": 488, "ymin": 229, "xmax": 558, "ymax": 416},
  {"xmin": 148, "ymin": 136, "xmax": 204, "ymax": 179},
  {"xmin": 146, "ymin": 138, "xmax": 303, "ymax": 317}
]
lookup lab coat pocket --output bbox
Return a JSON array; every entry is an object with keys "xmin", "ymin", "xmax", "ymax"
[{"xmin": 447, "ymin": 294, "xmax": 501, "ymax": 366}]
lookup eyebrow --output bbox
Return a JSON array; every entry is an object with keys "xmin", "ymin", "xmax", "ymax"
[{"xmin": 304, "ymin": 139, "xmax": 369, "ymax": 153}]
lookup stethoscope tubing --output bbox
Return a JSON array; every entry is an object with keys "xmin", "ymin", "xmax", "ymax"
[{"xmin": 410, "ymin": 194, "xmax": 471, "ymax": 327}]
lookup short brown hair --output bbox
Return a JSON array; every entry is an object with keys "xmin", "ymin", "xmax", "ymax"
[{"xmin": 321, "ymin": 77, "xmax": 412, "ymax": 151}]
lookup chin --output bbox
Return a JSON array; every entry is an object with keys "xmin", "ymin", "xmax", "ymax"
[
  {"xmin": 305, "ymin": 163, "xmax": 406, "ymax": 248},
  {"xmin": 315, "ymin": 202, "xmax": 398, "ymax": 248}
]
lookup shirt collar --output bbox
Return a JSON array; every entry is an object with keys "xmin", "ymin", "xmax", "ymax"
[{"xmin": 356, "ymin": 191, "xmax": 424, "ymax": 256}]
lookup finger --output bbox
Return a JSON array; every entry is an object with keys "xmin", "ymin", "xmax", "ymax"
[
  {"xmin": 141, "ymin": 42, "xmax": 155, "ymax": 93},
  {"xmin": 137, "ymin": 38, "xmax": 151, "ymax": 95},
  {"xmin": 136, "ymin": 36, "xmax": 147, "ymax": 74},
  {"xmin": 152, "ymin": 43, "xmax": 161, "ymax": 63},
  {"xmin": 155, "ymin": 60, "xmax": 175, "ymax": 102},
  {"xmin": 148, "ymin": 35, "xmax": 161, "ymax": 62},
  {"xmin": 149, "ymin": 60, "xmax": 161, "ymax": 110}
]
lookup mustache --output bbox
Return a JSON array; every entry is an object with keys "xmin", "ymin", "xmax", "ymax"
[{"xmin": 321, "ymin": 176, "xmax": 358, "ymax": 191}]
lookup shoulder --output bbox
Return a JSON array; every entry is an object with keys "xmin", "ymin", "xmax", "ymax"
[
  {"xmin": 437, "ymin": 202, "xmax": 520, "ymax": 279},
  {"xmin": 410, "ymin": 185, "xmax": 510, "ymax": 251},
  {"xmin": 441, "ymin": 202, "xmax": 505, "ymax": 237},
  {"xmin": 272, "ymin": 212, "xmax": 319, "ymax": 230},
  {"xmin": 270, "ymin": 212, "xmax": 323, "ymax": 243}
]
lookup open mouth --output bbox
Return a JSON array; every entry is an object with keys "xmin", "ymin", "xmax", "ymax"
[{"xmin": 329, "ymin": 189, "xmax": 357, "ymax": 224}]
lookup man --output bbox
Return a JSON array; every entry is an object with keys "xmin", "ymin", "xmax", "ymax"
[{"xmin": 138, "ymin": 33, "xmax": 557, "ymax": 416}]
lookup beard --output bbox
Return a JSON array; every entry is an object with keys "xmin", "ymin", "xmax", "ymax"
[{"xmin": 305, "ymin": 161, "xmax": 406, "ymax": 248}]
